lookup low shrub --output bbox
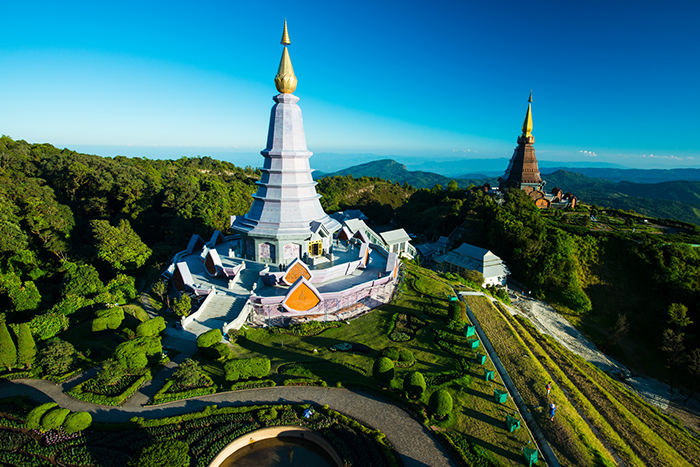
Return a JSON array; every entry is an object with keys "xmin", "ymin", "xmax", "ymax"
[
  {"xmin": 40, "ymin": 408, "xmax": 70, "ymax": 431},
  {"xmin": 231, "ymin": 379, "xmax": 276, "ymax": 391},
  {"xmin": 196, "ymin": 329, "xmax": 222, "ymax": 348},
  {"xmin": 25, "ymin": 403, "xmax": 57, "ymax": 430},
  {"xmin": 63, "ymin": 411, "xmax": 92, "ymax": 433},
  {"xmin": 270, "ymin": 321, "xmax": 340, "ymax": 337},
  {"xmin": 91, "ymin": 307, "xmax": 125, "ymax": 332},
  {"xmin": 67, "ymin": 371, "xmax": 151, "ymax": 406},
  {"xmin": 136, "ymin": 317, "xmax": 166, "ymax": 337},
  {"xmin": 224, "ymin": 357, "xmax": 270, "ymax": 381},
  {"xmin": 283, "ymin": 378, "xmax": 327, "ymax": 387},
  {"xmin": 149, "ymin": 384, "xmax": 217, "ymax": 405},
  {"xmin": 257, "ymin": 408, "xmax": 277, "ymax": 421},
  {"xmin": 207, "ymin": 342, "xmax": 231, "ymax": 360},
  {"xmin": 389, "ymin": 331, "xmax": 411, "ymax": 342},
  {"xmin": 429, "ymin": 389, "xmax": 453, "ymax": 419},
  {"xmin": 403, "ymin": 371, "xmax": 426, "ymax": 399},
  {"xmin": 373, "ymin": 357, "xmax": 394, "ymax": 386}
]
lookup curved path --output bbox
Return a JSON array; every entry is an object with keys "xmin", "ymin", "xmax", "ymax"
[{"xmin": 1, "ymin": 380, "xmax": 456, "ymax": 467}]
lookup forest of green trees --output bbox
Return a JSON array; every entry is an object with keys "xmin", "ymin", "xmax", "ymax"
[
  {"xmin": 1, "ymin": 135, "xmax": 699, "ymax": 393},
  {"xmin": 0, "ymin": 136, "xmax": 260, "ymax": 373}
]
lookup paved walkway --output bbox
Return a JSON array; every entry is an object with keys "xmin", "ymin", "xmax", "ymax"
[{"xmin": 2, "ymin": 381, "xmax": 455, "ymax": 467}]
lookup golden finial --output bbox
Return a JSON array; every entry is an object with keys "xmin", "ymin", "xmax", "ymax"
[
  {"xmin": 281, "ymin": 19, "xmax": 291, "ymax": 45},
  {"xmin": 275, "ymin": 20, "xmax": 297, "ymax": 93},
  {"xmin": 522, "ymin": 91, "xmax": 533, "ymax": 136}
]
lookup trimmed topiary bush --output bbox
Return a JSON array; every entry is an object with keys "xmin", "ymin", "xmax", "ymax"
[
  {"xmin": 40, "ymin": 407, "xmax": 70, "ymax": 431},
  {"xmin": 196, "ymin": 329, "xmax": 222, "ymax": 348},
  {"xmin": 14, "ymin": 322, "xmax": 36, "ymax": 369},
  {"xmin": 399, "ymin": 348, "xmax": 414, "ymax": 363},
  {"xmin": 115, "ymin": 340, "xmax": 148, "ymax": 370},
  {"xmin": 257, "ymin": 408, "xmax": 278, "ymax": 421},
  {"xmin": 224, "ymin": 357, "xmax": 271, "ymax": 381},
  {"xmin": 372, "ymin": 357, "xmax": 395, "ymax": 386},
  {"xmin": 207, "ymin": 342, "xmax": 232, "ymax": 360},
  {"xmin": 63, "ymin": 411, "xmax": 92, "ymax": 433},
  {"xmin": 91, "ymin": 307, "xmax": 125, "ymax": 332},
  {"xmin": 25, "ymin": 402, "xmax": 58, "ymax": 430},
  {"xmin": 403, "ymin": 371, "xmax": 426, "ymax": 399},
  {"xmin": 448, "ymin": 301, "xmax": 465, "ymax": 322},
  {"xmin": 0, "ymin": 319, "xmax": 17, "ymax": 371},
  {"xmin": 135, "ymin": 336, "xmax": 162, "ymax": 355},
  {"xmin": 136, "ymin": 317, "xmax": 166, "ymax": 337},
  {"xmin": 429, "ymin": 389, "xmax": 453, "ymax": 419},
  {"xmin": 380, "ymin": 347, "xmax": 400, "ymax": 361}
]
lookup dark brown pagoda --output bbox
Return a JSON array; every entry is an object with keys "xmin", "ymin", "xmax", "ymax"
[{"xmin": 498, "ymin": 92, "xmax": 545, "ymax": 193}]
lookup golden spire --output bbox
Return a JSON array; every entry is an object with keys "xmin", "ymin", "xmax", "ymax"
[
  {"xmin": 275, "ymin": 20, "xmax": 297, "ymax": 93},
  {"xmin": 281, "ymin": 19, "xmax": 290, "ymax": 45},
  {"xmin": 522, "ymin": 91, "xmax": 533, "ymax": 136}
]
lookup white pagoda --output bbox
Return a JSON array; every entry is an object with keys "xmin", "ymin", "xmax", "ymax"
[{"xmin": 231, "ymin": 21, "xmax": 340, "ymax": 265}]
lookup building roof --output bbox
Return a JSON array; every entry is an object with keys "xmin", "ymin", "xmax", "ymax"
[
  {"xmin": 439, "ymin": 243, "xmax": 509, "ymax": 280},
  {"xmin": 343, "ymin": 218, "xmax": 369, "ymax": 234},
  {"xmin": 380, "ymin": 228, "xmax": 411, "ymax": 245},
  {"xmin": 331, "ymin": 209, "xmax": 369, "ymax": 222}
]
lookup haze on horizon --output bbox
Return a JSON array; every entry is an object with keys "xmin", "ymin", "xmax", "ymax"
[{"xmin": 1, "ymin": 0, "xmax": 698, "ymax": 170}]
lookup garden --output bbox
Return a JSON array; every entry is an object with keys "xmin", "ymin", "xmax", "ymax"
[{"xmin": 0, "ymin": 396, "xmax": 397, "ymax": 467}]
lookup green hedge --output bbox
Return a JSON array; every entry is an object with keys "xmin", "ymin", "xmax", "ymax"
[
  {"xmin": 136, "ymin": 317, "xmax": 165, "ymax": 337},
  {"xmin": 373, "ymin": 357, "xmax": 395, "ymax": 386},
  {"xmin": 67, "ymin": 371, "xmax": 151, "ymax": 406},
  {"xmin": 25, "ymin": 403, "xmax": 57, "ymax": 430},
  {"xmin": 283, "ymin": 378, "xmax": 327, "ymax": 387},
  {"xmin": 91, "ymin": 307, "xmax": 125, "ymax": 332},
  {"xmin": 40, "ymin": 408, "xmax": 70, "ymax": 430},
  {"xmin": 63, "ymin": 411, "xmax": 92, "ymax": 433},
  {"xmin": 196, "ymin": 329, "xmax": 222, "ymax": 348},
  {"xmin": 403, "ymin": 371, "xmax": 426, "ymax": 399},
  {"xmin": 148, "ymin": 376, "xmax": 217, "ymax": 405},
  {"xmin": 231, "ymin": 379, "xmax": 276, "ymax": 391},
  {"xmin": 207, "ymin": 342, "xmax": 231, "ymax": 360},
  {"xmin": 224, "ymin": 357, "xmax": 270, "ymax": 381},
  {"xmin": 429, "ymin": 389, "xmax": 453, "ymax": 418}
]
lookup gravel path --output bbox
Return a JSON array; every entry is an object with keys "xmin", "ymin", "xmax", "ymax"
[
  {"xmin": 500, "ymin": 291, "xmax": 678, "ymax": 411},
  {"xmin": 1, "ymin": 382, "xmax": 456, "ymax": 467}
]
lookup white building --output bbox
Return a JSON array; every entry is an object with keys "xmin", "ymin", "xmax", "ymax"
[{"xmin": 435, "ymin": 243, "xmax": 509, "ymax": 287}]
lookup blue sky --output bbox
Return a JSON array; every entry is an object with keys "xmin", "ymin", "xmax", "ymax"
[{"xmin": 1, "ymin": 0, "xmax": 698, "ymax": 170}]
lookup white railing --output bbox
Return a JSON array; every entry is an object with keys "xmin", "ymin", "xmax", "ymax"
[
  {"xmin": 223, "ymin": 300, "xmax": 254, "ymax": 334},
  {"xmin": 180, "ymin": 287, "xmax": 217, "ymax": 328}
]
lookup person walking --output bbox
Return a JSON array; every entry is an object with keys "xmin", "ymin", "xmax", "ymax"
[
  {"xmin": 545, "ymin": 381, "xmax": 552, "ymax": 398},
  {"xmin": 549, "ymin": 403, "xmax": 556, "ymax": 421}
]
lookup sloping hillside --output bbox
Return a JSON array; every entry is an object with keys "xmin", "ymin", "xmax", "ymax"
[
  {"xmin": 315, "ymin": 159, "xmax": 491, "ymax": 189},
  {"xmin": 543, "ymin": 170, "xmax": 700, "ymax": 225}
]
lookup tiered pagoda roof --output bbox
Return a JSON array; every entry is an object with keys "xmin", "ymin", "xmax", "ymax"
[
  {"xmin": 231, "ymin": 21, "xmax": 340, "ymax": 241},
  {"xmin": 498, "ymin": 92, "xmax": 544, "ymax": 191}
]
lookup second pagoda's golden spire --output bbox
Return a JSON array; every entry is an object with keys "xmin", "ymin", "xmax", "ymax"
[
  {"xmin": 275, "ymin": 20, "xmax": 297, "ymax": 94},
  {"xmin": 522, "ymin": 90, "xmax": 533, "ymax": 136}
]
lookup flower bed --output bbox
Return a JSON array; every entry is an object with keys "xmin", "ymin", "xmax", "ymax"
[{"xmin": 0, "ymin": 401, "xmax": 398, "ymax": 467}]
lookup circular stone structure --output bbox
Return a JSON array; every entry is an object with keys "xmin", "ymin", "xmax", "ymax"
[{"xmin": 208, "ymin": 426, "xmax": 343, "ymax": 467}]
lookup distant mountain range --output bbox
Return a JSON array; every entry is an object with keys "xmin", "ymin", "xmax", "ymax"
[
  {"xmin": 315, "ymin": 159, "xmax": 700, "ymax": 225},
  {"xmin": 312, "ymin": 159, "xmax": 491, "ymax": 189}
]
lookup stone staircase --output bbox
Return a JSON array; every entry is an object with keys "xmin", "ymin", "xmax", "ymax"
[{"xmin": 183, "ymin": 261, "xmax": 264, "ymax": 336}]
